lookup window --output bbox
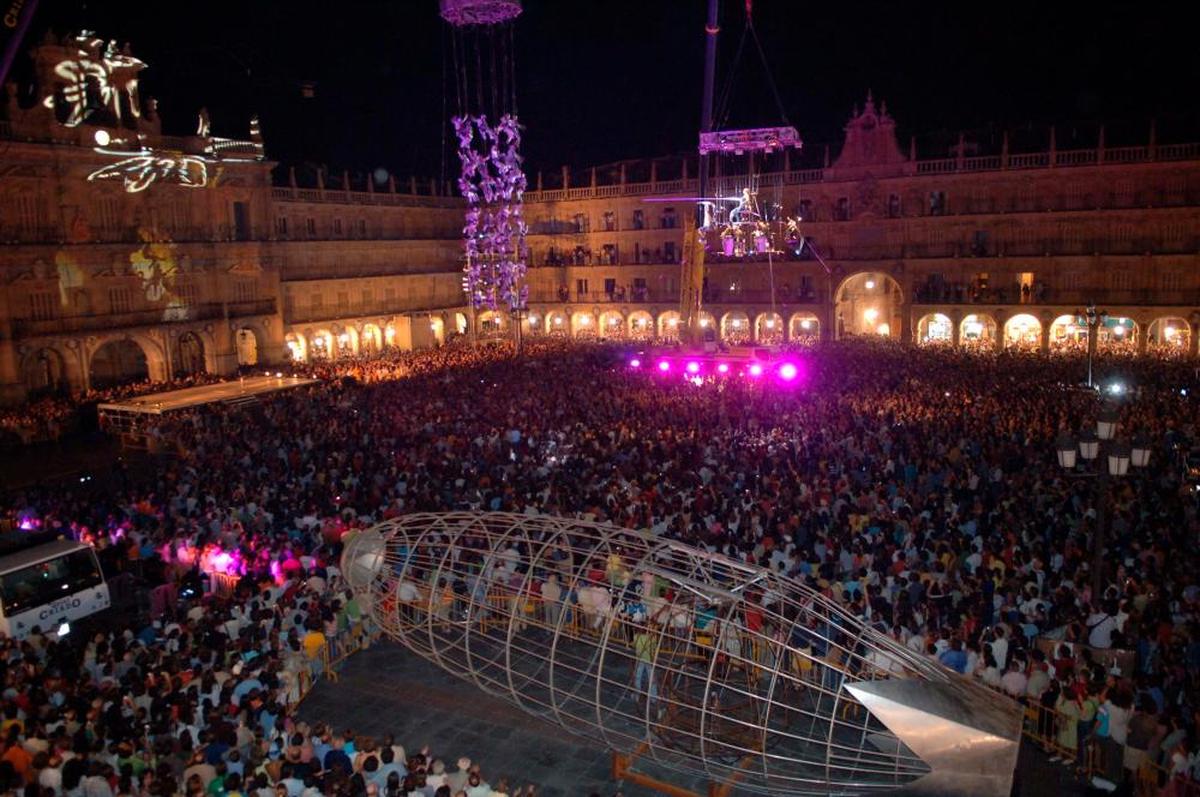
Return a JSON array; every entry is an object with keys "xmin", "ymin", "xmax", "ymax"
[
  {"xmin": 337, "ymin": 292, "xmax": 349, "ymax": 311},
  {"xmin": 663, "ymin": 242, "xmax": 676, "ymax": 262},
  {"xmin": 1161, "ymin": 271, "xmax": 1183, "ymax": 291},
  {"xmin": 929, "ymin": 191, "xmax": 948, "ymax": 216},
  {"xmin": 1108, "ymin": 270, "xmax": 1133, "ymax": 291},
  {"xmin": 661, "ymin": 208, "xmax": 677, "ymax": 229},
  {"xmin": 632, "ymin": 210, "xmax": 645, "ymax": 230},
  {"xmin": 602, "ymin": 211, "xmax": 616, "ymax": 231},
  {"xmin": 604, "ymin": 278, "xmax": 617, "ymax": 297},
  {"xmin": 232, "ymin": 201, "xmax": 250, "ymax": 241},
  {"xmin": 632, "ymin": 277, "xmax": 647, "ymax": 300},
  {"xmin": 797, "ymin": 199, "xmax": 814, "ymax": 220},
  {"xmin": 576, "ymin": 278, "xmax": 589, "ymax": 297},
  {"xmin": 334, "ymin": 218, "xmax": 343, "ymax": 236},
  {"xmin": 178, "ymin": 280, "xmax": 199, "ymax": 306},
  {"xmin": 234, "ymin": 279, "xmax": 257, "ymax": 303},
  {"xmin": 799, "ymin": 275, "xmax": 814, "ymax": 299},
  {"xmin": 573, "ymin": 213, "xmax": 589, "ymax": 233},
  {"xmin": 971, "ymin": 230, "xmax": 989, "ymax": 256},
  {"xmin": 834, "ymin": 197, "xmax": 850, "ymax": 221},
  {"xmin": 358, "ymin": 219, "xmax": 367, "ymax": 237},
  {"xmin": 887, "ymin": 194, "xmax": 901, "ymax": 218},
  {"xmin": 305, "ymin": 218, "xmax": 317, "ymax": 236},
  {"xmin": 99, "ymin": 198, "xmax": 120, "ymax": 233},
  {"xmin": 29, "ymin": 292, "xmax": 56, "ymax": 321},
  {"xmin": 109, "ymin": 287, "xmax": 132, "ymax": 314},
  {"xmin": 275, "ymin": 217, "xmax": 289, "ymax": 237},
  {"xmin": 310, "ymin": 293, "xmax": 324, "ymax": 311},
  {"xmin": 16, "ymin": 195, "xmax": 41, "ymax": 232},
  {"xmin": 361, "ymin": 289, "xmax": 372, "ymax": 309},
  {"xmin": 385, "ymin": 287, "xmax": 396, "ymax": 304},
  {"xmin": 601, "ymin": 243, "xmax": 618, "ymax": 264}
]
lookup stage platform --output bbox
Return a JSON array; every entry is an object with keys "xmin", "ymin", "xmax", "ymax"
[
  {"xmin": 97, "ymin": 375, "xmax": 317, "ymax": 416},
  {"xmin": 97, "ymin": 375, "xmax": 318, "ymax": 448}
]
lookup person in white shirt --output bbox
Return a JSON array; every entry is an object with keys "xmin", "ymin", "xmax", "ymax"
[
  {"xmin": 1087, "ymin": 603, "xmax": 1118, "ymax": 649},
  {"xmin": 990, "ymin": 626, "xmax": 1009, "ymax": 670}
]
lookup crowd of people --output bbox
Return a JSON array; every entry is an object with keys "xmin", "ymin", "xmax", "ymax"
[{"xmin": 3, "ymin": 338, "xmax": 1200, "ymax": 796}]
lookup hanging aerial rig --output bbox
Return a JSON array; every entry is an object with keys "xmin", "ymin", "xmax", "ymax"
[
  {"xmin": 441, "ymin": 0, "xmax": 528, "ymax": 347},
  {"xmin": 675, "ymin": 0, "xmax": 808, "ymax": 347}
]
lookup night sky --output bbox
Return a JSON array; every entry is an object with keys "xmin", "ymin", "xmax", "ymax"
[{"xmin": 19, "ymin": 1, "xmax": 1199, "ymax": 182}]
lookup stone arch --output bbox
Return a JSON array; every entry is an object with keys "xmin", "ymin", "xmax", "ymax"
[
  {"xmin": 1048, "ymin": 314, "xmax": 1085, "ymax": 353},
  {"xmin": 720, "ymin": 310, "xmax": 751, "ymax": 344},
  {"xmin": 598, "ymin": 310, "xmax": 625, "ymax": 339},
  {"xmin": 658, "ymin": 311, "xmax": 681, "ymax": 341},
  {"xmin": 754, "ymin": 312, "xmax": 784, "ymax": 344},
  {"xmin": 285, "ymin": 332, "xmax": 307, "ymax": 362},
  {"xmin": 1004, "ymin": 313, "xmax": 1042, "ymax": 350},
  {"xmin": 697, "ymin": 311, "xmax": 716, "ymax": 334},
  {"xmin": 1147, "ymin": 317, "xmax": 1190, "ymax": 355},
  {"xmin": 453, "ymin": 312, "xmax": 469, "ymax": 336},
  {"xmin": 834, "ymin": 271, "xmax": 904, "ymax": 339},
  {"xmin": 234, "ymin": 326, "xmax": 260, "ymax": 366},
  {"xmin": 310, "ymin": 329, "xmax": 334, "ymax": 360},
  {"xmin": 361, "ymin": 323, "xmax": 383, "ymax": 353},
  {"xmin": 21, "ymin": 346, "xmax": 69, "ymax": 397},
  {"xmin": 90, "ymin": 337, "xmax": 151, "ymax": 389},
  {"xmin": 960, "ymin": 314, "xmax": 997, "ymax": 350},
  {"xmin": 384, "ymin": 322, "xmax": 399, "ymax": 348},
  {"xmin": 789, "ymin": 312, "xmax": 820, "ymax": 343},
  {"xmin": 174, "ymin": 331, "xmax": 206, "ymax": 375},
  {"xmin": 916, "ymin": 313, "xmax": 953, "ymax": 346},
  {"xmin": 477, "ymin": 310, "xmax": 506, "ymax": 339},
  {"xmin": 545, "ymin": 310, "xmax": 569, "ymax": 336},
  {"xmin": 570, "ymin": 310, "xmax": 596, "ymax": 339},
  {"xmin": 1098, "ymin": 316, "xmax": 1137, "ymax": 353},
  {"xmin": 335, "ymin": 326, "xmax": 359, "ymax": 358},
  {"xmin": 428, "ymin": 317, "xmax": 446, "ymax": 345},
  {"xmin": 628, "ymin": 310, "xmax": 654, "ymax": 340}
]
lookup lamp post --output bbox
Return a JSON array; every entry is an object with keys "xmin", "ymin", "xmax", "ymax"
[
  {"xmin": 1055, "ymin": 409, "xmax": 1152, "ymax": 598},
  {"xmin": 1080, "ymin": 304, "xmax": 1108, "ymax": 389}
]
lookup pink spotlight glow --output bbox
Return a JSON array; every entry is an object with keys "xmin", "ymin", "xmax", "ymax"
[
  {"xmin": 779, "ymin": 362, "xmax": 799, "ymax": 381},
  {"xmin": 686, "ymin": 361, "xmax": 701, "ymax": 374},
  {"xmin": 657, "ymin": 360, "xmax": 671, "ymax": 372},
  {"xmin": 629, "ymin": 358, "xmax": 641, "ymax": 368},
  {"xmin": 748, "ymin": 363, "xmax": 764, "ymax": 377},
  {"xmin": 717, "ymin": 363, "xmax": 730, "ymax": 374},
  {"xmin": 211, "ymin": 551, "xmax": 235, "ymax": 574}
]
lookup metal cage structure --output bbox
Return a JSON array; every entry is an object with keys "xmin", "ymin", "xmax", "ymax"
[{"xmin": 342, "ymin": 513, "xmax": 1020, "ymax": 796}]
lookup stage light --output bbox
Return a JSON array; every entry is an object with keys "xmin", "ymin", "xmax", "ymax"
[
  {"xmin": 748, "ymin": 363, "xmax": 764, "ymax": 377},
  {"xmin": 865, "ymin": 279, "xmax": 876, "ymax": 290},
  {"xmin": 629, "ymin": 358, "xmax": 641, "ymax": 368},
  {"xmin": 94, "ymin": 129, "xmax": 110, "ymax": 146},
  {"xmin": 686, "ymin": 361, "xmax": 701, "ymax": 374},
  {"xmin": 779, "ymin": 363, "xmax": 798, "ymax": 381},
  {"xmin": 864, "ymin": 308, "xmax": 879, "ymax": 324},
  {"xmin": 657, "ymin": 360, "xmax": 671, "ymax": 372},
  {"xmin": 800, "ymin": 319, "xmax": 812, "ymax": 330},
  {"xmin": 717, "ymin": 363, "xmax": 730, "ymax": 374}
]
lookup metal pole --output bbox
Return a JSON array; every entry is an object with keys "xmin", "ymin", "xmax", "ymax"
[
  {"xmin": 1091, "ymin": 466, "xmax": 1108, "ymax": 600},
  {"xmin": 1087, "ymin": 318, "xmax": 1096, "ymax": 388},
  {"xmin": 698, "ymin": 0, "xmax": 719, "ymax": 218}
]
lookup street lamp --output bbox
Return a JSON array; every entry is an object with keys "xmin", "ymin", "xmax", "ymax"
[
  {"xmin": 1080, "ymin": 304, "xmax": 1108, "ymax": 389},
  {"xmin": 1056, "ymin": 406, "xmax": 1152, "ymax": 598}
]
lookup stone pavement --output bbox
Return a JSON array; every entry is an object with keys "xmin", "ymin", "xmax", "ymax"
[{"xmin": 298, "ymin": 641, "xmax": 1093, "ymax": 797}]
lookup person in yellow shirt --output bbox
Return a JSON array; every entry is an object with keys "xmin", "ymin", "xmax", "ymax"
[{"xmin": 302, "ymin": 626, "xmax": 327, "ymax": 662}]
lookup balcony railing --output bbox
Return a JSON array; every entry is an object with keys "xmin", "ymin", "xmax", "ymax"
[
  {"xmin": 270, "ymin": 186, "xmax": 462, "ymax": 209},
  {"xmin": 10, "ymin": 299, "xmax": 276, "ymax": 338},
  {"xmin": 524, "ymin": 143, "xmax": 1200, "ymax": 204}
]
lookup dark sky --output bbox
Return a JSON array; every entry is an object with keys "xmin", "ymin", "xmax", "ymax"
[{"xmin": 21, "ymin": 0, "xmax": 1200, "ymax": 181}]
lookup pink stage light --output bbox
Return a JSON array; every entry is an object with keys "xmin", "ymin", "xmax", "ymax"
[
  {"xmin": 748, "ymin": 363, "xmax": 764, "ymax": 377},
  {"xmin": 686, "ymin": 361, "xmax": 701, "ymax": 374},
  {"xmin": 657, "ymin": 360, "xmax": 671, "ymax": 372},
  {"xmin": 717, "ymin": 363, "xmax": 730, "ymax": 374},
  {"xmin": 779, "ymin": 363, "xmax": 799, "ymax": 381},
  {"xmin": 629, "ymin": 358, "xmax": 641, "ymax": 368}
]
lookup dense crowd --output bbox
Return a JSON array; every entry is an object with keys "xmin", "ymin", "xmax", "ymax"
[{"xmin": 3, "ymin": 338, "xmax": 1200, "ymax": 796}]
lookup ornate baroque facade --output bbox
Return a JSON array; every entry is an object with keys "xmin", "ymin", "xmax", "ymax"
[{"xmin": 2, "ymin": 35, "xmax": 1200, "ymax": 404}]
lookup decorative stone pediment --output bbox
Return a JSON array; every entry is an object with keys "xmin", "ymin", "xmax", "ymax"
[{"xmin": 831, "ymin": 92, "xmax": 908, "ymax": 178}]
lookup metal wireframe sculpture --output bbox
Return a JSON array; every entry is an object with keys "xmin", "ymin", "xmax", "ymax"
[
  {"xmin": 441, "ymin": 0, "xmax": 528, "ymax": 314},
  {"xmin": 342, "ymin": 513, "xmax": 1020, "ymax": 797}
]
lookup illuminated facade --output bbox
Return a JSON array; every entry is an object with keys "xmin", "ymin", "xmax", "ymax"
[
  {"xmin": 519, "ymin": 95, "xmax": 1200, "ymax": 357},
  {"xmin": 3, "ymin": 34, "xmax": 1199, "ymax": 403},
  {"xmin": 0, "ymin": 33, "xmax": 466, "ymax": 402}
]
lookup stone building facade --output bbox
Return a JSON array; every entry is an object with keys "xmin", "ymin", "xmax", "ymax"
[
  {"xmin": 3, "ymin": 35, "xmax": 1199, "ymax": 404},
  {"xmin": 0, "ymin": 33, "xmax": 466, "ymax": 403},
  {"xmin": 518, "ymin": 94, "xmax": 1200, "ymax": 359}
]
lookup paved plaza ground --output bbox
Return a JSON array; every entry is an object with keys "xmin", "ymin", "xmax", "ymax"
[{"xmin": 299, "ymin": 641, "xmax": 1095, "ymax": 797}]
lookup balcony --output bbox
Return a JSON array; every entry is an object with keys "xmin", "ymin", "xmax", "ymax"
[{"xmin": 10, "ymin": 298, "xmax": 277, "ymax": 338}]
